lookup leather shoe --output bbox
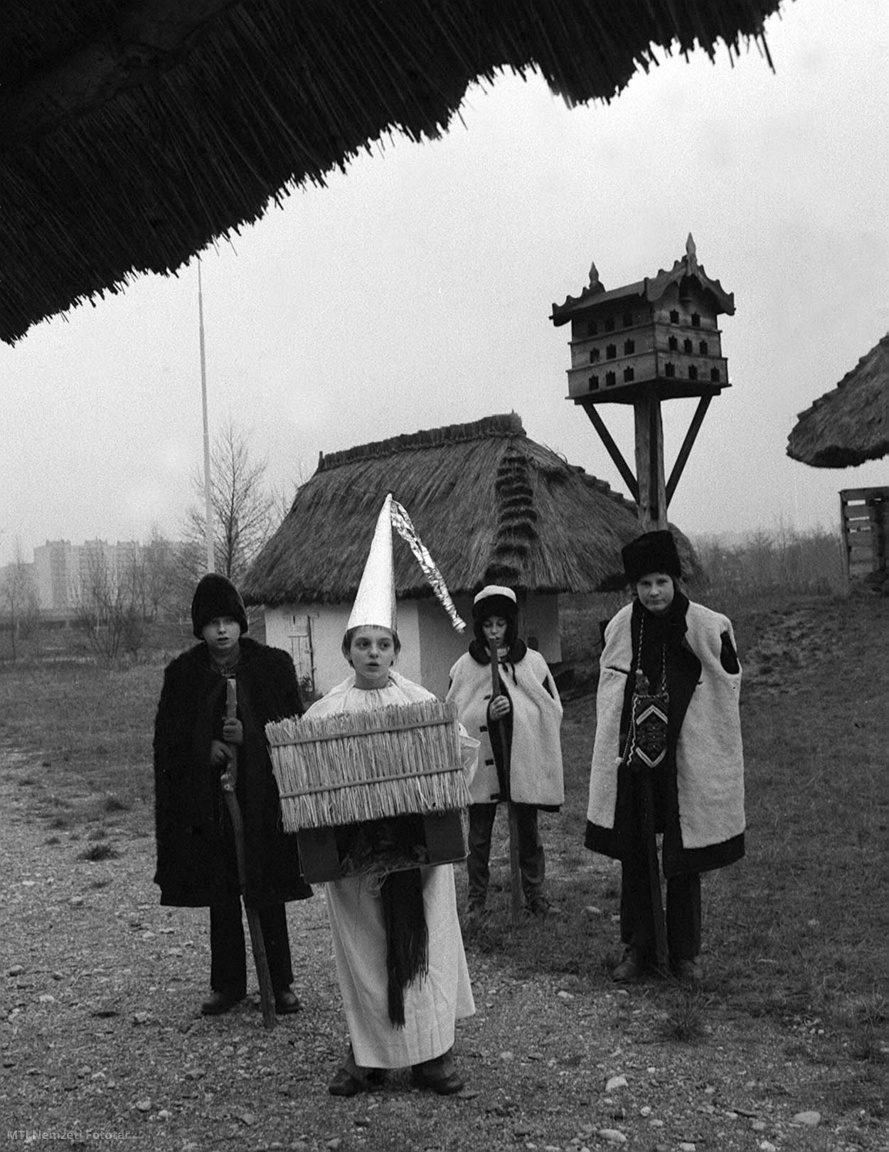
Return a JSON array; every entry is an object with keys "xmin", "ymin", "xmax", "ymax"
[
  {"xmin": 673, "ymin": 957, "xmax": 703, "ymax": 985},
  {"xmin": 411, "ymin": 1052, "xmax": 464, "ymax": 1095},
  {"xmin": 328, "ymin": 1066, "xmax": 386, "ymax": 1097},
  {"xmin": 527, "ymin": 897, "xmax": 562, "ymax": 918},
  {"xmin": 274, "ymin": 988, "xmax": 301, "ymax": 1014},
  {"xmin": 612, "ymin": 949, "xmax": 647, "ymax": 982},
  {"xmin": 200, "ymin": 990, "xmax": 244, "ymax": 1016}
]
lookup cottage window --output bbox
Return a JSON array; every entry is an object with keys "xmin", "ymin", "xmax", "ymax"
[{"xmin": 623, "ymin": 339, "xmax": 635, "ymax": 355}]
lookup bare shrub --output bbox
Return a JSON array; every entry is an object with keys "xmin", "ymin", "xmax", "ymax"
[{"xmin": 72, "ymin": 547, "xmax": 147, "ymax": 663}]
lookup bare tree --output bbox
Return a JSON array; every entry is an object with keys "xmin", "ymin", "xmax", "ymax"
[
  {"xmin": 73, "ymin": 548, "xmax": 145, "ymax": 663},
  {"xmin": 141, "ymin": 526, "xmax": 193, "ymax": 621},
  {"xmin": 183, "ymin": 419, "xmax": 277, "ymax": 585},
  {"xmin": 1, "ymin": 541, "xmax": 40, "ymax": 661}
]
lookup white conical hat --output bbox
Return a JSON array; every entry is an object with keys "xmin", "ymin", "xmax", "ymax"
[{"xmin": 347, "ymin": 494, "xmax": 397, "ymax": 633}]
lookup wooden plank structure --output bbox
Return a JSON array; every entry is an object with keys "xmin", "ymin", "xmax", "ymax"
[
  {"xmin": 552, "ymin": 235, "xmax": 735, "ymax": 530},
  {"xmin": 839, "ymin": 487, "xmax": 889, "ymax": 592}
]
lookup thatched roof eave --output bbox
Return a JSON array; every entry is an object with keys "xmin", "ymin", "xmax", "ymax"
[
  {"xmin": 787, "ymin": 332, "xmax": 889, "ymax": 468},
  {"xmin": 1, "ymin": 0, "xmax": 781, "ymax": 346}
]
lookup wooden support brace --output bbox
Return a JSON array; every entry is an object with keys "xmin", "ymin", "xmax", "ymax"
[
  {"xmin": 581, "ymin": 403, "xmax": 639, "ymax": 503},
  {"xmin": 666, "ymin": 395, "xmax": 712, "ymax": 507}
]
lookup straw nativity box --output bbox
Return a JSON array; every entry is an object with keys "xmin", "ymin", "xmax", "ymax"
[{"xmin": 266, "ymin": 699, "xmax": 470, "ymax": 882}]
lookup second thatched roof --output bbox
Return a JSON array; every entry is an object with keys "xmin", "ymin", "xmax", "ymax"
[
  {"xmin": 244, "ymin": 413, "xmax": 692, "ymax": 606},
  {"xmin": 787, "ymin": 333, "xmax": 889, "ymax": 468}
]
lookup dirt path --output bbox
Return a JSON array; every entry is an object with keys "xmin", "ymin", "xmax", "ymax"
[{"xmin": 1, "ymin": 738, "xmax": 883, "ymax": 1152}]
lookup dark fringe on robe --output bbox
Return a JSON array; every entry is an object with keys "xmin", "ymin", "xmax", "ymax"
[{"xmin": 380, "ymin": 868, "xmax": 429, "ymax": 1027}]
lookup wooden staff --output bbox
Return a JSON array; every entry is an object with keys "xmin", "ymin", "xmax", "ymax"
[
  {"xmin": 219, "ymin": 678, "xmax": 276, "ymax": 1029},
  {"xmin": 490, "ymin": 645, "xmax": 523, "ymax": 923},
  {"xmin": 640, "ymin": 764, "xmax": 669, "ymax": 976}
]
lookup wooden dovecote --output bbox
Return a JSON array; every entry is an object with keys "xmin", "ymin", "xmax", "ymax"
[
  {"xmin": 552, "ymin": 235, "xmax": 734, "ymax": 404},
  {"xmin": 551, "ymin": 236, "xmax": 735, "ymax": 530}
]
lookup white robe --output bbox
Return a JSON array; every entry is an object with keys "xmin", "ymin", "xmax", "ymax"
[
  {"xmin": 446, "ymin": 647, "xmax": 564, "ymax": 806},
  {"xmin": 304, "ymin": 671, "xmax": 475, "ymax": 1068}
]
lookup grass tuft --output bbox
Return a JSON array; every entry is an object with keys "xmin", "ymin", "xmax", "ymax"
[
  {"xmin": 658, "ymin": 987, "xmax": 707, "ymax": 1043},
  {"xmin": 77, "ymin": 842, "xmax": 120, "ymax": 862}
]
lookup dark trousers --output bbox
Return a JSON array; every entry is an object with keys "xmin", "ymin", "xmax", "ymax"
[
  {"xmin": 209, "ymin": 900, "xmax": 294, "ymax": 996},
  {"xmin": 619, "ymin": 835, "xmax": 701, "ymax": 963},
  {"xmin": 467, "ymin": 802, "xmax": 545, "ymax": 905}
]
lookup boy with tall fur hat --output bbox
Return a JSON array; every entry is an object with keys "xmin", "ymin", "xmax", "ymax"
[
  {"xmin": 153, "ymin": 573, "xmax": 312, "ymax": 1016},
  {"xmin": 586, "ymin": 530, "xmax": 745, "ymax": 984}
]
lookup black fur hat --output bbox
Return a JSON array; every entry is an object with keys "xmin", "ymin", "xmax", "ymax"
[
  {"xmin": 621, "ymin": 530, "xmax": 682, "ymax": 585},
  {"xmin": 191, "ymin": 573, "xmax": 249, "ymax": 639}
]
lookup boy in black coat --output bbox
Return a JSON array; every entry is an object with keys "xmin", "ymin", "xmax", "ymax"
[{"xmin": 153, "ymin": 574, "xmax": 312, "ymax": 1015}]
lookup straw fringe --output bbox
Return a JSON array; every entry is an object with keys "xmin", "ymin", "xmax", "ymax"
[
  {"xmin": 1, "ymin": 2, "xmax": 780, "ymax": 344},
  {"xmin": 267, "ymin": 699, "xmax": 470, "ymax": 830}
]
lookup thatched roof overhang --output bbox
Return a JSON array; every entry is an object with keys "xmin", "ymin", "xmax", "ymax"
[
  {"xmin": 787, "ymin": 333, "xmax": 889, "ymax": 468},
  {"xmin": 0, "ymin": 1, "xmax": 781, "ymax": 346},
  {"xmin": 243, "ymin": 412, "xmax": 695, "ymax": 606},
  {"xmin": 551, "ymin": 234, "xmax": 735, "ymax": 326}
]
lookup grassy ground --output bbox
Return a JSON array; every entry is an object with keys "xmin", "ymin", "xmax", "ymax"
[{"xmin": 1, "ymin": 592, "xmax": 887, "ymax": 1083}]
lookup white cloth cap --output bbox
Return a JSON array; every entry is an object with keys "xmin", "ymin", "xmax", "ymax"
[{"xmin": 473, "ymin": 584, "xmax": 517, "ymax": 606}]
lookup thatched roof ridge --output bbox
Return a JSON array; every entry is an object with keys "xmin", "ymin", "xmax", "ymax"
[
  {"xmin": 787, "ymin": 332, "xmax": 889, "ymax": 468},
  {"xmin": 318, "ymin": 413, "xmax": 525, "ymax": 471},
  {"xmin": 0, "ymin": 1, "xmax": 781, "ymax": 346},
  {"xmin": 243, "ymin": 413, "xmax": 666, "ymax": 606}
]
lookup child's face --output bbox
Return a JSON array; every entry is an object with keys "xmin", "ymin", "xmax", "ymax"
[
  {"xmin": 481, "ymin": 615, "xmax": 508, "ymax": 649},
  {"xmin": 348, "ymin": 626, "xmax": 397, "ymax": 689},
  {"xmin": 202, "ymin": 616, "xmax": 242, "ymax": 656},
  {"xmin": 635, "ymin": 572, "xmax": 675, "ymax": 616}
]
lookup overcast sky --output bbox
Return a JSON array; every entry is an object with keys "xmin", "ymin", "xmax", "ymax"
[{"xmin": 2, "ymin": 0, "xmax": 887, "ymax": 567}]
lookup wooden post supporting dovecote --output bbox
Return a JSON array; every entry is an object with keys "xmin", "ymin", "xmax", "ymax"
[{"xmin": 551, "ymin": 235, "xmax": 735, "ymax": 530}]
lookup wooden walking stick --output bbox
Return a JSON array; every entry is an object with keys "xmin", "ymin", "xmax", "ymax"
[
  {"xmin": 640, "ymin": 763, "xmax": 669, "ymax": 976},
  {"xmin": 490, "ymin": 645, "xmax": 523, "ymax": 923},
  {"xmin": 219, "ymin": 678, "xmax": 277, "ymax": 1030}
]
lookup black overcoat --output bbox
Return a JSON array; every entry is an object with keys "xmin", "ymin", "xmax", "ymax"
[{"xmin": 153, "ymin": 636, "xmax": 313, "ymax": 907}]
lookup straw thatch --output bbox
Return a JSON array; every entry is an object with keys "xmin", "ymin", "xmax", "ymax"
[
  {"xmin": 0, "ymin": 0, "xmax": 782, "ymax": 346},
  {"xmin": 787, "ymin": 333, "xmax": 889, "ymax": 468},
  {"xmin": 267, "ymin": 699, "xmax": 469, "ymax": 830},
  {"xmin": 242, "ymin": 412, "xmax": 692, "ymax": 604}
]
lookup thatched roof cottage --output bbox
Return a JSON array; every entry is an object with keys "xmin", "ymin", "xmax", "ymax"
[{"xmin": 244, "ymin": 413, "xmax": 676, "ymax": 697}]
